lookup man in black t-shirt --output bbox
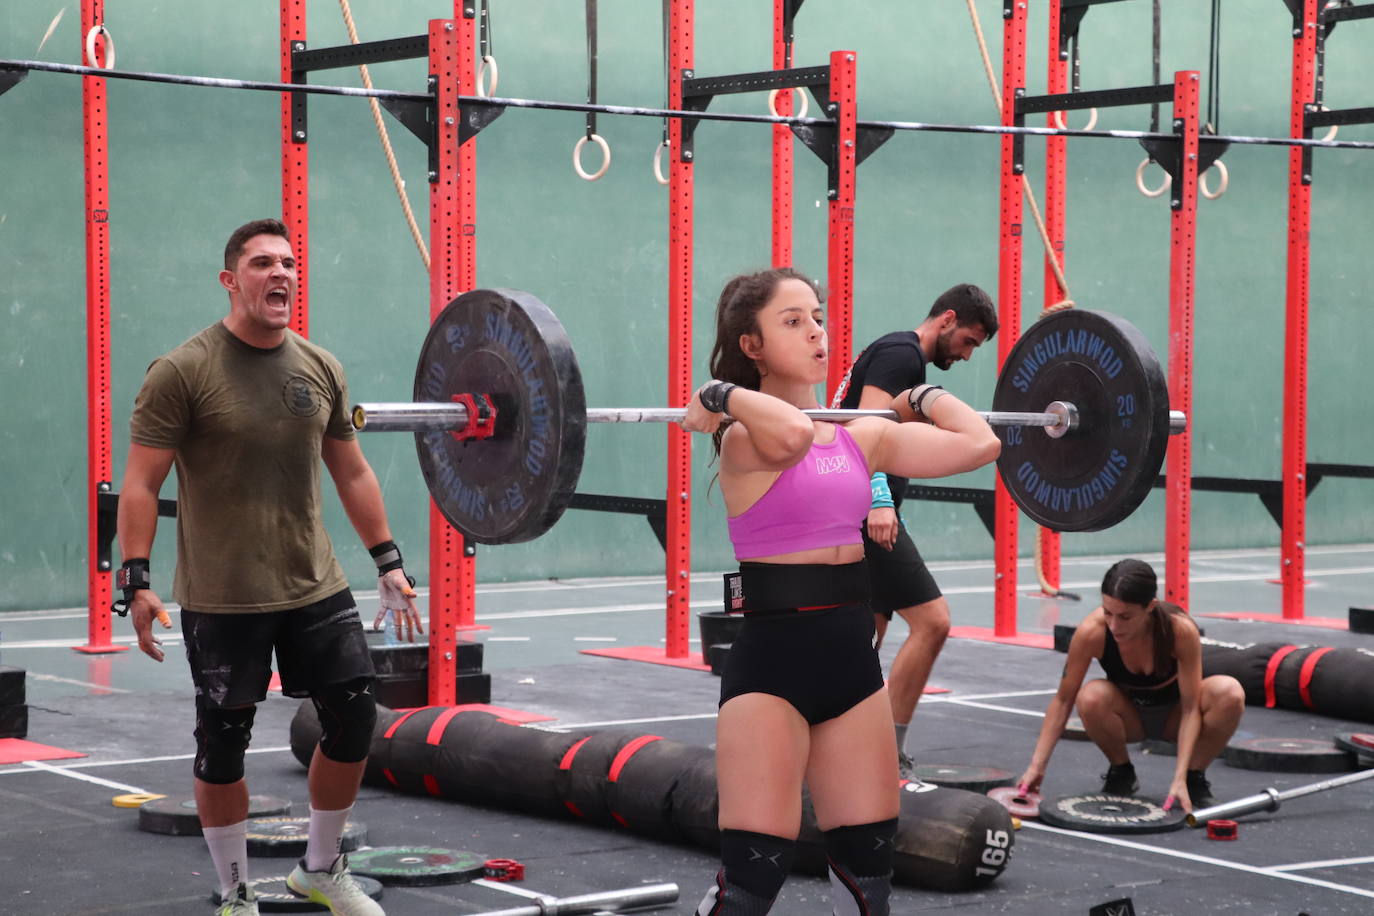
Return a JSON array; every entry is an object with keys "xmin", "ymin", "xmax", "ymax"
[{"xmin": 832, "ymin": 284, "xmax": 998, "ymax": 778}]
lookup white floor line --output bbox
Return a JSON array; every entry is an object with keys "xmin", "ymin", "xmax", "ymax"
[
  {"xmin": 1270, "ymin": 854, "xmax": 1374, "ymax": 872},
  {"xmin": 0, "ymin": 744, "xmax": 291, "ymax": 777},
  {"xmin": 20, "ymin": 758, "xmax": 150, "ymax": 794},
  {"xmin": 940, "ymin": 698, "xmax": 1049, "ymax": 718},
  {"xmin": 1020, "ymin": 821, "xmax": 1374, "ymax": 900},
  {"xmin": 572, "ymin": 637, "xmax": 619, "ymax": 642},
  {"xmin": 25, "ymin": 671, "xmax": 133, "ymax": 694},
  {"xmin": 485, "ymin": 636, "xmax": 531, "ymax": 642},
  {"xmin": 923, "ymin": 688, "xmax": 1057, "ymax": 703}
]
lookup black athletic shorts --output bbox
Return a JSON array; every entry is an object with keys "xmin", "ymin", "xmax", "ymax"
[
  {"xmin": 719, "ymin": 602, "xmax": 885, "ymax": 726},
  {"xmin": 862, "ymin": 522, "xmax": 942, "ymax": 618},
  {"xmin": 182, "ymin": 588, "xmax": 374, "ymax": 708}
]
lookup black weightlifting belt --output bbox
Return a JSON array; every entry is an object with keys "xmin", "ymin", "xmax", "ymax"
[{"xmin": 723, "ymin": 561, "xmax": 870, "ymax": 614}]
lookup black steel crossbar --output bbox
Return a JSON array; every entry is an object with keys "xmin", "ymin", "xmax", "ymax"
[
  {"xmin": 1016, "ymin": 84, "xmax": 1174, "ymax": 116},
  {"xmin": 1323, "ymin": 3, "xmax": 1374, "ymax": 25},
  {"xmin": 292, "ymin": 35, "xmax": 430, "ymax": 72},
  {"xmin": 1307, "ymin": 105, "xmax": 1374, "ymax": 129}
]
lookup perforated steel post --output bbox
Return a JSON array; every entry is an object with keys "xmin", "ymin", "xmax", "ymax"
[
  {"xmin": 824, "ymin": 50, "xmax": 857, "ymax": 402},
  {"xmin": 663, "ymin": 0, "xmax": 695, "ymax": 661},
  {"xmin": 1039, "ymin": 0, "xmax": 1067, "ymax": 595},
  {"xmin": 1282, "ymin": 0, "xmax": 1319, "ymax": 619},
  {"xmin": 993, "ymin": 0, "xmax": 1028, "ymax": 636},
  {"xmin": 79, "ymin": 0, "xmax": 122, "ymax": 654},
  {"xmin": 1165, "ymin": 71, "xmax": 1199, "ymax": 610},
  {"xmin": 771, "ymin": 0, "xmax": 794, "ymax": 268},
  {"xmin": 281, "ymin": 0, "xmax": 309, "ymax": 338}
]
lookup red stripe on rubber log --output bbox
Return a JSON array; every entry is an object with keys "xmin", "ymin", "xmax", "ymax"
[
  {"xmin": 1297, "ymin": 647, "xmax": 1334, "ymax": 710},
  {"xmin": 1263, "ymin": 645, "xmax": 1299, "ymax": 708},
  {"xmin": 559, "ymin": 736, "xmax": 591, "ymax": 770},
  {"xmin": 423, "ymin": 773, "xmax": 441, "ymax": 797},
  {"xmin": 383, "ymin": 706, "xmax": 435, "ymax": 740},
  {"xmin": 426, "ymin": 708, "xmax": 464, "ymax": 745},
  {"xmin": 607, "ymin": 735, "xmax": 664, "ymax": 782},
  {"xmin": 383, "ymin": 768, "xmax": 397, "ymax": 787}
]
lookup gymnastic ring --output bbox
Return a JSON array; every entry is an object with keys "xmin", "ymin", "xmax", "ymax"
[
  {"xmin": 476, "ymin": 55, "xmax": 499, "ymax": 98},
  {"xmin": 767, "ymin": 86, "xmax": 809, "ymax": 120},
  {"xmin": 1051, "ymin": 107, "xmax": 1098, "ymax": 132},
  {"xmin": 1135, "ymin": 157, "xmax": 1171, "ymax": 198},
  {"xmin": 652, "ymin": 138, "xmax": 669, "ymax": 186},
  {"xmin": 85, "ymin": 24, "xmax": 115, "ymax": 71},
  {"xmin": 573, "ymin": 133, "xmax": 611, "ymax": 181},
  {"xmin": 1199, "ymin": 159, "xmax": 1229, "ymax": 200}
]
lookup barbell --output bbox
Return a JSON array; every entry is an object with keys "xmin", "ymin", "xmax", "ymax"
[{"xmin": 353, "ymin": 288, "xmax": 1187, "ymax": 544}]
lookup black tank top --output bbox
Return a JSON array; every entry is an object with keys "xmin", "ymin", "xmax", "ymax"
[{"xmin": 1099, "ymin": 627, "xmax": 1180, "ymax": 706}]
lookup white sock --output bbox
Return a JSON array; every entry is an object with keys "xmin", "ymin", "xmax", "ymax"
[
  {"xmin": 202, "ymin": 821, "xmax": 249, "ymax": 900},
  {"xmin": 305, "ymin": 805, "xmax": 353, "ymax": 872},
  {"xmin": 894, "ymin": 721, "xmax": 910, "ymax": 751}
]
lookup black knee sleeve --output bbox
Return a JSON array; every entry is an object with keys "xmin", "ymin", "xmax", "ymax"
[
  {"xmin": 193, "ymin": 698, "xmax": 257, "ymax": 785},
  {"xmin": 696, "ymin": 829, "xmax": 796, "ymax": 915},
  {"xmin": 825, "ymin": 818, "xmax": 897, "ymax": 916},
  {"xmin": 310, "ymin": 677, "xmax": 377, "ymax": 764}
]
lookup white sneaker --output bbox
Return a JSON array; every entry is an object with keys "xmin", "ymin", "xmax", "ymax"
[
  {"xmin": 286, "ymin": 855, "xmax": 384, "ymax": 915},
  {"xmin": 218, "ymin": 883, "xmax": 260, "ymax": 916}
]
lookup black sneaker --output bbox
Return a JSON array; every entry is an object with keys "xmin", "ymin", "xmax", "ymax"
[
  {"xmin": 1100, "ymin": 762, "xmax": 1139, "ymax": 796},
  {"xmin": 1185, "ymin": 769, "xmax": 1216, "ymax": 809}
]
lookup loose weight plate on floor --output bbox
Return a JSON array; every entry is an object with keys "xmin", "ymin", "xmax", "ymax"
[
  {"xmin": 246, "ymin": 817, "xmax": 367, "ymax": 858},
  {"xmin": 1223, "ymin": 737, "xmax": 1357, "ymax": 774},
  {"xmin": 414, "ymin": 288, "xmax": 586, "ymax": 544},
  {"xmin": 346, "ymin": 846, "xmax": 486, "ymax": 886},
  {"xmin": 1334, "ymin": 732, "xmax": 1374, "ymax": 766},
  {"xmin": 991, "ymin": 309, "xmax": 1170, "ymax": 532},
  {"xmin": 139, "ymin": 794, "xmax": 291, "ymax": 836},
  {"xmin": 1039, "ymin": 794, "xmax": 1186, "ymax": 835},
  {"xmin": 210, "ymin": 875, "xmax": 383, "ymax": 912},
  {"xmin": 914, "ymin": 764, "xmax": 1014, "ymax": 794}
]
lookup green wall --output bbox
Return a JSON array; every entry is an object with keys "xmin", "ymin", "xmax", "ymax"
[{"xmin": 2, "ymin": 1, "xmax": 1371, "ymax": 611}]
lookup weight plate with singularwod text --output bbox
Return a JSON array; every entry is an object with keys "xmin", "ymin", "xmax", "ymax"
[
  {"xmin": 1038, "ymin": 793, "xmax": 1186, "ymax": 835},
  {"xmin": 210, "ymin": 874, "xmax": 383, "ymax": 912},
  {"xmin": 1223, "ymin": 737, "xmax": 1358, "ymax": 774},
  {"xmin": 414, "ymin": 288, "xmax": 586, "ymax": 544},
  {"xmin": 246, "ymin": 816, "xmax": 367, "ymax": 858},
  {"xmin": 346, "ymin": 846, "xmax": 487, "ymax": 886},
  {"xmin": 992, "ymin": 309, "xmax": 1171, "ymax": 532}
]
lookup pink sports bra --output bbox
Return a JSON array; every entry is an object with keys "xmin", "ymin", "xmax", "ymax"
[{"xmin": 727, "ymin": 424, "xmax": 872, "ymax": 560}]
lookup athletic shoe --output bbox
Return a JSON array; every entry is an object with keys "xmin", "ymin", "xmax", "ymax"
[
  {"xmin": 219, "ymin": 883, "xmax": 259, "ymax": 916},
  {"xmin": 286, "ymin": 855, "xmax": 384, "ymax": 916},
  {"xmin": 897, "ymin": 750, "xmax": 920, "ymax": 783},
  {"xmin": 1185, "ymin": 769, "xmax": 1217, "ymax": 809},
  {"xmin": 1099, "ymin": 762, "xmax": 1139, "ymax": 796}
]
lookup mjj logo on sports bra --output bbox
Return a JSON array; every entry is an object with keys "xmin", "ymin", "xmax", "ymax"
[{"xmin": 815, "ymin": 454, "xmax": 851, "ymax": 475}]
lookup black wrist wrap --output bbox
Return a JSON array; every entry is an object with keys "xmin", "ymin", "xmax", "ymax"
[{"xmin": 369, "ymin": 540, "xmax": 405, "ymax": 574}]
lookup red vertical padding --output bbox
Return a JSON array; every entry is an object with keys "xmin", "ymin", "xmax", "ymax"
[
  {"xmin": 823, "ymin": 51, "xmax": 856, "ymax": 402},
  {"xmin": 1038, "ymin": 0, "xmax": 1067, "ymax": 593},
  {"xmin": 80, "ymin": 0, "xmax": 121, "ymax": 654},
  {"xmin": 280, "ymin": 0, "xmax": 309, "ymax": 338},
  {"xmin": 770, "ymin": 0, "xmax": 793, "ymax": 268},
  {"xmin": 426, "ymin": 16, "xmax": 478, "ymax": 704},
  {"xmin": 1281, "ymin": 0, "xmax": 1318, "ymax": 619},
  {"xmin": 663, "ymin": 0, "xmax": 695, "ymax": 659},
  {"xmin": 1164, "ymin": 72, "xmax": 1199, "ymax": 610},
  {"xmin": 993, "ymin": 1, "xmax": 1028, "ymax": 635}
]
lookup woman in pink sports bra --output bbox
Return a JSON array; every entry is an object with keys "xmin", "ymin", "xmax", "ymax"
[{"xmin": 679, "ymin": 268, "xmax": 1000, "ymax": 915}]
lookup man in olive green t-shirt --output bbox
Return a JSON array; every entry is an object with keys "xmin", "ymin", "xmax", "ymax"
[{"xmin": 116, "ymin": 219, "xmax": 418, "ymax": 916}]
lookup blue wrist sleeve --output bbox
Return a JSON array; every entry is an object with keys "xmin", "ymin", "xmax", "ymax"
[{"xmin": 869, "ymin": 471, "xmax": 895, "ymax": 510}]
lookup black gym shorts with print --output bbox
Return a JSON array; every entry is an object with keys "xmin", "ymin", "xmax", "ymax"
[
  {"xmin": 182, "ymin": 588, "xmax": 375, "ymax": 707},
  {"xmin": 862, "ymin": 524, "xmax": 943, "ymax": 619}
]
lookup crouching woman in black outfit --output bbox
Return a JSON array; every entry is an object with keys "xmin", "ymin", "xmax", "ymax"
[{"xmin": 1017, "ymin": 558, "xmax": 1245, "ymax": 812}]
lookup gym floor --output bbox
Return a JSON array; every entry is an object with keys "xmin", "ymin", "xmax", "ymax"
[{"xmin": 2, "ymin": 543, "xmax": 1372, "ymax": 915}]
